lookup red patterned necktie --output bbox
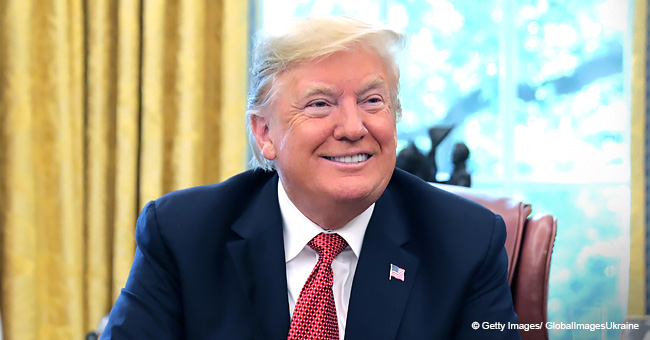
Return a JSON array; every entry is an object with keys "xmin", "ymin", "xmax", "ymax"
[{"xmin": 288, "ymin": 232, "xmax": 349, "ymax": 340}]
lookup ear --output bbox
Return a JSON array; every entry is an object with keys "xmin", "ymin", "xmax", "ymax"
[{"xmin": 250, "ymin": 114, "xmax": 277, "ymax": 161}]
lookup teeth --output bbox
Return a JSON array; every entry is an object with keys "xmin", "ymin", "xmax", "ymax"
[{"xmin": 325, "ymin": 153, "xmax": 370, "ymax": 163}]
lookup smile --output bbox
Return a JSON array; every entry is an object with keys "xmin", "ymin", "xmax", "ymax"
[{"xmin": 323, "ymin": 153, "xmax": 371, "ymax": 163}]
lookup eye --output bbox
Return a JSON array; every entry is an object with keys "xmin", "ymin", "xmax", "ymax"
[
  {"xmin": 362, "ymin": 95, "xmax": 384, "ymax": 104},
  {"xmin": 309, "ymin": 101, "xmax": 329, "ymax": 108},
  {"xmin": 360, "ymin": 95, "xmax": 386, "ymax": 112},
  {"xmin": 304, "ymin": 99, "xmax": 334, "ymax": 117}
]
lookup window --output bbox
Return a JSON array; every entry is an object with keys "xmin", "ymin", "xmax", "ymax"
[{"xmin": 254, "ymin": 1, "xmax": 631, "ymax": 338}]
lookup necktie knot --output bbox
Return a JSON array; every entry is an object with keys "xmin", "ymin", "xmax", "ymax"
[{"xmin": 308, "ymin": 233, "xmax": 348, "ymax": 265}]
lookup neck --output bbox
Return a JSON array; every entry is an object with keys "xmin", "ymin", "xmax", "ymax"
[{"xmin": 289, "ymin": 194, "xmax": 372, "ymax": 230}]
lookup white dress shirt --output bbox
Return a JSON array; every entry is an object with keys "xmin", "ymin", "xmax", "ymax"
[{"xmin": 278, "ymin": 179, "xmax": 373, "ymax": 338}]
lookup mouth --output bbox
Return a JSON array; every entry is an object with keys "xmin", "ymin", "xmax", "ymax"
[{"xmin": 322, "ymin": 153, "xmax": 371, "ymax": 164}]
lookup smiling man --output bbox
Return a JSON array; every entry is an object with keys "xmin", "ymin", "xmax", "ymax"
[{"xmin": 102, "ymin": 17, "xmax": 520, "ymax": 340}]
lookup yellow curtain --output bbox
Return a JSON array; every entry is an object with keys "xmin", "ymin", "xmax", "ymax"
[
  {"xmin": 630, "ymin": 0, "xmax": 648, "ymax": 315},
  {"xmin": 0, "ymin": 0, "xmax": 249, "ymax": 339}
]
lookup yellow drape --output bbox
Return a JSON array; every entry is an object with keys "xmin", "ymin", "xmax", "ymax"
[
  {"xmin": 0, "ymin": 0, "xmax": 249, "ymax": 339},
  {"xmin": 629, "ymin": 0, "xmax": 648, "ymax": 315}
]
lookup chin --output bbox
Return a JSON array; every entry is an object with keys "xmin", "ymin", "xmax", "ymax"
[{"xmin": 322, "ymin": 182, "xmax": 382, "ymax": 204}]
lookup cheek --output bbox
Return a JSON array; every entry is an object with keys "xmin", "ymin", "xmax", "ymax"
[
  {"xmin": 370, "ymin": 119, "xmax": 397, "ymax": 148},
  {"xmin": 274, "ymin": 126, "xmax": 320, "ymax": 159},
  {"xmin": 293, "ymin": 121, "xmax": 334, "ymax": 147}
]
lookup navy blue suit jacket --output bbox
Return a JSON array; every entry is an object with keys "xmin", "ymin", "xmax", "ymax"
[{"xmin": 103, "ymin": 168, "xmax": 520, "ymax": 339}]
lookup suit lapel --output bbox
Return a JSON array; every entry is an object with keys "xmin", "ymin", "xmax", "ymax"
[
  {"xmin": 224, "ymin": 172, "xmax": 420, "ymax": 340},
  {"xmin": 345, "ymin": 187, "xmax": 420, "ymax": 340},
  {"xmin": 226, "ymin": 174, "xmax": 291, "ymax": 340}
]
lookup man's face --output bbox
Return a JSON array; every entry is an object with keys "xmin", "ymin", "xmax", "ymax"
[{"xmin": 252, "ymin": 46, "xmax": 397, "ymax": 216}]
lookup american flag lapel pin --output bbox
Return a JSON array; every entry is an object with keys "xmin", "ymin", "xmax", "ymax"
[{"xmin": 389, "ymin": 263, "xmax": 405, "ymax": 281}]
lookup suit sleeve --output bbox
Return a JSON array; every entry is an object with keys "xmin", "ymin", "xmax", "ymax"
[
  {"xmin": 452, "ymin": 215, "xmax": 522, "ymax": 340},
  {"xmin": 101, "ymin": 201, "xmax": 184, "ymax": 339}
]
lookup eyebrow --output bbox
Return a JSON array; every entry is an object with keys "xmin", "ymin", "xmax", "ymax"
[
  {"xmin": 302, "ymin": 85, "xmax": 337, "ymax": 98},
  {"xmin": 355, "ymin": 77, "xmax": 389, "ymax": 96}
]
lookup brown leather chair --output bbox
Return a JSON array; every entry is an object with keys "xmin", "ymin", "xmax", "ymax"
[{"xmin": 433, "ymin": 183, "xmax": 558, "ymax": 340}]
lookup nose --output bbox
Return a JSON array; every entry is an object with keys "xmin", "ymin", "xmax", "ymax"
[{"xmin": 333, "ymin": 100, "xmax": 368, "ymax": 141}]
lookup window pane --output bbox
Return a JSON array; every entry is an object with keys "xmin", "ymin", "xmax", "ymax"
[
  {"xmin": 508, "ymin": 1, "xmax": 631, "ymax": 338},
  {"xmin": 513, "ymin": 0, "xmax": 629, "ymax": 183}
]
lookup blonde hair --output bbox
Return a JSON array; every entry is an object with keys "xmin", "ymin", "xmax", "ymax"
[{"xmin": 246, "ymin": 16, "xmax": 406, "ymax": 170}]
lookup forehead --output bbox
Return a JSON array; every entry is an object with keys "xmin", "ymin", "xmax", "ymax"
[
  {"xmin": 277, "ymin": 48, "xmax": 392, "ymax": 94},
  {"xmin": 299, "ymin": 77, "xmax": 389, "ymax": 97}
]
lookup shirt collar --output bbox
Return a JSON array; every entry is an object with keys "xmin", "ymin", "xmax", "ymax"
[{"xmin": 278, "ymin": 179, "xmax": 373, "ymax": 263}]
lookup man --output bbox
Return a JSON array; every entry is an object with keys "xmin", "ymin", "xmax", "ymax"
[{"xmin": 102, "ymin": 16, "xmax": 520, "ymax": 339}]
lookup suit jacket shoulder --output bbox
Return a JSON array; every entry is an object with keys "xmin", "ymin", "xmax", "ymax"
[
  {"xmin": 153, "ymin": 169, "xmax": 276, "ymax": 225},
  {"xmin": 103, "ymin": 169, "xmax": 288, "ymax": 340},
  {"xmin": 344, "ymin": 168, "xmax": 519, "ymax": 339},
  {"xmin": 387, "ymin": 169, "xmax": 504, "ymax": 266}
]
